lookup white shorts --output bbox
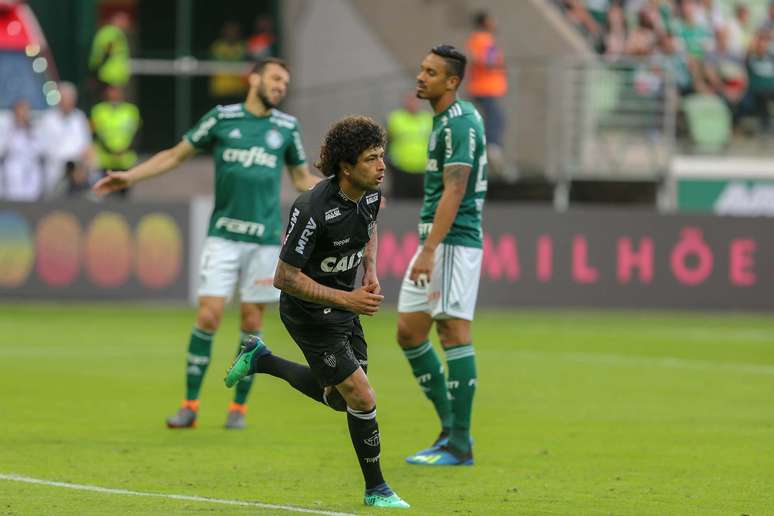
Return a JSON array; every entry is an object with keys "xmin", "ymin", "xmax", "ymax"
[
  {"xmin": 197, "ymin": 236, "xmax": 281, "ymax": 303},
  {"xmin": 397, "ymin": 243, "xmax": 483, "ymax": 320}
]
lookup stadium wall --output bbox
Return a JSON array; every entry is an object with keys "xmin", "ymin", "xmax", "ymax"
[{"xmin": 3, "ymin": 200, "xmax": 771, "ymax": 310}]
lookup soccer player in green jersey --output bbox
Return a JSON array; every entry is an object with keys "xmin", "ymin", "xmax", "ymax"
[
  {"xmin": 92, "ymin": 58, "xmax": 319, "ymax": 429},
  {"xmin": 396, "ymin": 45, "xmax": 487, "ymax": 466}
]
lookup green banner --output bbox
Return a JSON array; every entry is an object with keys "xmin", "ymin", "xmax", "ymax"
[{"xmin": 678, "ymin": 179, "xmax": 774, "ymax": 216}]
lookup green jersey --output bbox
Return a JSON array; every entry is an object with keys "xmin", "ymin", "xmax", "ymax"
[
  {"xmin": 184, "ymin": 103, "xmax": 306, "ymax": 245},
  {"xmin": 419, "ymin": 99, "xmax": 488, "ymax": 248}
]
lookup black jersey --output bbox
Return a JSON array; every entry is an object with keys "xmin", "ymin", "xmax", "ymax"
[{"xmin": 278, "ymin": 177, "xmax": 381, "ymax": 324}]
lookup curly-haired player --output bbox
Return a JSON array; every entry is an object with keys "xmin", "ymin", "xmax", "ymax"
[{"xmin": 224, "ymin": 116, "xmax": 409, "ymax": 509}]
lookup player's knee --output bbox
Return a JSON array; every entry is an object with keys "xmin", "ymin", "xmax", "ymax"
[
  {"xmin": 396, "ymin": 319, "xmax": 421, "ymax": 348},
  {"xmin": 348, "ymin": 388, "xmax": 375, "ymax": 412},
  {"xmin": 340, "ymin": 382, "xmax": 375, "ymax": 412},
  {"xmin": 196, "ymin": 306, "xmax": 222, "ymax": 332},
  {"xmin": 437, "ymin": 321, "xmax": 470, "ymax": 347},
  {"xmin": 240, "ymin": 305, "xmax": 264, "ymax": 331}
]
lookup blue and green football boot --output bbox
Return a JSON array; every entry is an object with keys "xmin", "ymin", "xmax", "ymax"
[{"xmin": 224, "ymin": 336, "xmax": 270, "ymax": 388}]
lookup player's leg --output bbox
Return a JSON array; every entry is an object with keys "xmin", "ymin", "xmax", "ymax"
[
  {"xmin": 334, "ymin": 353, "xmax": 409, "ymax": 507},
  {"xmin": 167, "ymin": 237, "xmax": 238, "ymax": 429},
  {"xmin": 397, "ymin": 246, "xmax": 453, "ymax": 447},
  {"xmin": 406, "ymin": 244, "xmax": 482, "ymax": 465},
  {"xmin": 166, "ymin": 295, "xmax": 226, "ymax": 428},
  {"xmin": 225, "ymin": 243, "xmax": 281, "ymax": 427},
  {"xmin": 225, "ymin": 314, "xmax": 346, "ymax": 411},
  {"xmin": 223, "ymin": 302, "xmax": 265, "ymax": 429},
  {"xmin": 224, "ymin": 330, "xmax": 330, "ymax": 408},
  {"xmin": 436, "ymin": 318, "xmax": 476, "ymax": 460}
]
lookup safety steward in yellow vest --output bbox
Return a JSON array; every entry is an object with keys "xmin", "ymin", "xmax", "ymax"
[
  {"xmin": 90, "ymin": 85, "xmax": 141, "ymax": 197},
  {"xmin": 386, "ymin": 93, "xmax": 432, "ymax": 199}
]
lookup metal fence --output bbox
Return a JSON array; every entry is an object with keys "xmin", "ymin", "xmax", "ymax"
[{"xmin": 546, "ymin": 57, "xmax": 678, "ymax": 209}]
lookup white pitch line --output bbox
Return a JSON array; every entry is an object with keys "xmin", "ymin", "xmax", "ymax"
[{"xmin": 0, "ymin": 473, "xmax": 356, "ymax": 516}]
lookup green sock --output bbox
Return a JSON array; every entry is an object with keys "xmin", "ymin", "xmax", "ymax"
[
  {"xmin": 233, "ymin": 331, "xmax": 260, "ymax": 405},
  {"xmin": 403, "ymin": 340, "xmax": 453, "ymax": 432},
  {"xmin": 185, "ymin": 327, "xmax": 213, "ymax": 401},
  {"xmin": 445, "ymin": 344, "xmax": 477, "ymax": 454}
]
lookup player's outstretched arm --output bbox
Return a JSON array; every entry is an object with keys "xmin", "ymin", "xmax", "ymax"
[
  {"xmin": 287, "ymin": 164, "xmax": 321, "ymax": 192},
  {"xmin": 91, "ymin": 139, "xmax": 197, "ymax": 196},
  {"xmin": 274, "ymin": 259, "xmax": 383, "ymax": 316},
  {"xmin": 409, "ymin": 164, "xmax": 470, "ymax": 284}
]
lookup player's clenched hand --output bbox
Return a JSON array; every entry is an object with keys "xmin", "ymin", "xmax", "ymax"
[
  {"xmin": 344, "ymin": 285, "xmax": 384, "ymax": 316},
  {"xmin": 92, "ymin": 171, "xmax": 132, "ymax": 196},
  {"xmin": 362, "ymin": 270, "xmax": 381, "ymax": 295},
  {"xmin": 409, "ymin": 246, "xmax": 434, "ymax": 287}
]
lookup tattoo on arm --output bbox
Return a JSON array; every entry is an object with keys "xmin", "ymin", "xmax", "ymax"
[
  {"xmin": 423, "ymin": 165, "xmax": 471, "ymax": 250},
  {"xmin": 274, "ymin": 260, "xmax": 345, "ymax": 307},
  {"xmin": 443, "ymin": 164, "xmax": 471, "ymax": 193},
  {"xmin": 363, "ymin": 225, "xmax": 377, "ymax": 271}
]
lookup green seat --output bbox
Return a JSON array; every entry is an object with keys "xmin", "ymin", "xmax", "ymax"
[
  {"xmin": 588, "ymin": 68, "xmax": 622, "ymax": 116},
  {"xmin": 681, "ymin": 94, "xmax": 732, "ymax": 153}
]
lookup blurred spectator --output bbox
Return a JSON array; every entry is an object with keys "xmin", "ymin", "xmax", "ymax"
[
  {"xmin": 88, "ymin": 11, "xmax": 132, "ymax": 91},
  {"xmin": 209, "ymin": 21, "xmax": 247, "ymax": 104},
  {"xmin": 694, "ymin": 0, "xmax": 726, "ymax": 32},
  {"xmin": 556, "ymin": 0, "xmax": 774, "ymax": 138},
  {"xmin": 0, "ymin": 99, "xmax": 45, "ymax": 201},
  {"xmin": 386, "ymin": 92, "xmax": 432, "ymax": 199},
  {"xmin": 745, "ymin": 31, "xmax": 774, "ymax": 132},
  {"xmin": 247, "ymin": 15, "xmax": 276, "ymax": 60},
  {"xmin": 703, "ymin": 26, "xmax": 748, "ymax": 121},
  {"xmin": 604, "ymin": 2, "xmax": 628, "ymax": 58},
  {"xmin": 38, "ymin": 82, "xmax": 93, "ymax": 197},
  {"xmin": 658, "ymin": 33, "xmax": 708, "ymax": 95},
  {"xmin": 586, "ymin": 0, "xmax": 611, "ymax": 29},
  {"xmin": 563, "ymin": 0, "xmax": 604, "ymax": 49},
  {"xmin": 626, "ymin": 9, "xmax": 660, "ymax": 56},
  {"xmin": 559, "ymin": 0, "xmax": 603, "ymax": 51},
  {"xmin": 678, "ymin": 0, "xmax": 715, "ymax": 60},
  {"xmin": 758, "ymin": 0, "xmax": 774, "ymax": 32},
  {"xmin": 90, "ymin": 85, "xmax": 141, "ymax": 198},
  {"xmin": 726, "ymin": 4, "xmax": 754, "ymax": 59},
  {"xmin": 466, "ymin": 10, "xmax": 516, "ymax": 181}
]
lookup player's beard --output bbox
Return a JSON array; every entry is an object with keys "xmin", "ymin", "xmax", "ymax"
[
  {"xmin": 258, "ymin": 86, "xmax": 278, "ymax": 109},
  {"xmin": 355, "ymin": 176, "xmax": 380, "ymax": 193}
]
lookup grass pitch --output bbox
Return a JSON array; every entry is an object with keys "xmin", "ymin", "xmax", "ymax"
[{"xmin": 0, "ymin": 303, "xmax": 773, "ymax": 515}]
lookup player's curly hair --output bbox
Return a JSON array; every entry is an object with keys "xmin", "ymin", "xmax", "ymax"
[{"xmin": 315, "ymin": 116, "xmax": 386, "ymax": 178}]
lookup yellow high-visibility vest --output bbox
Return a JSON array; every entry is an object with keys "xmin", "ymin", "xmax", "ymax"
[
  {"xmin": 89, "ymin": 24, "xmax": 131, "ymax": 86},
  {"xmin": 91, "ymin": 101, "xmax": 141, "ymax": 170},
  {"xmin": 387, "ymin": 109, "xmax": 432, "ymax": 173}
]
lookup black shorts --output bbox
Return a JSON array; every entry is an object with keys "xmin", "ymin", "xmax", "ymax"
[{"xmin": 280, "ymin": 313, "xmax": 368, "ymax": 387}]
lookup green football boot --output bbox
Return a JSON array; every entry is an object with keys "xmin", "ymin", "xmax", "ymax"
[
  {"xmin": 364, "ymin": 484, "xmax": 410, "ymax": 509},
  {"xmin": 224, "ymin": 336, "xmax": 270, "ymax": 388}
]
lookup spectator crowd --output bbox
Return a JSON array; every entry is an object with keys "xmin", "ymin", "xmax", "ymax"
[
  {"xmin": 554, "ymin": 0, "xmax": 774, "ymax": 134},
  {"xmin": 0, "ymin": 11, "xmax": 277, "ymax": 202}
]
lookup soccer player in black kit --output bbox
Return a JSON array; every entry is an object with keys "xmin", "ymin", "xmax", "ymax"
[{"xmin": 225, "ymin": 116, "xmax": 410, "ymax": 509}]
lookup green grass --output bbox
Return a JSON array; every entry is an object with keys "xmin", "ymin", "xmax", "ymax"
[{"xmin": 1, "ymin": 304, "xmax": 773, "ymax": 515}]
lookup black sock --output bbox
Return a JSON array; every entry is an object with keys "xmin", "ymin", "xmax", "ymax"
[
  {"xmin": 346, "ymin": 406, "xmax": 385, "ymax": 490},
  {"xmin": 252, "ymin": 354, "xmax": 324, "ymax": 404}
]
